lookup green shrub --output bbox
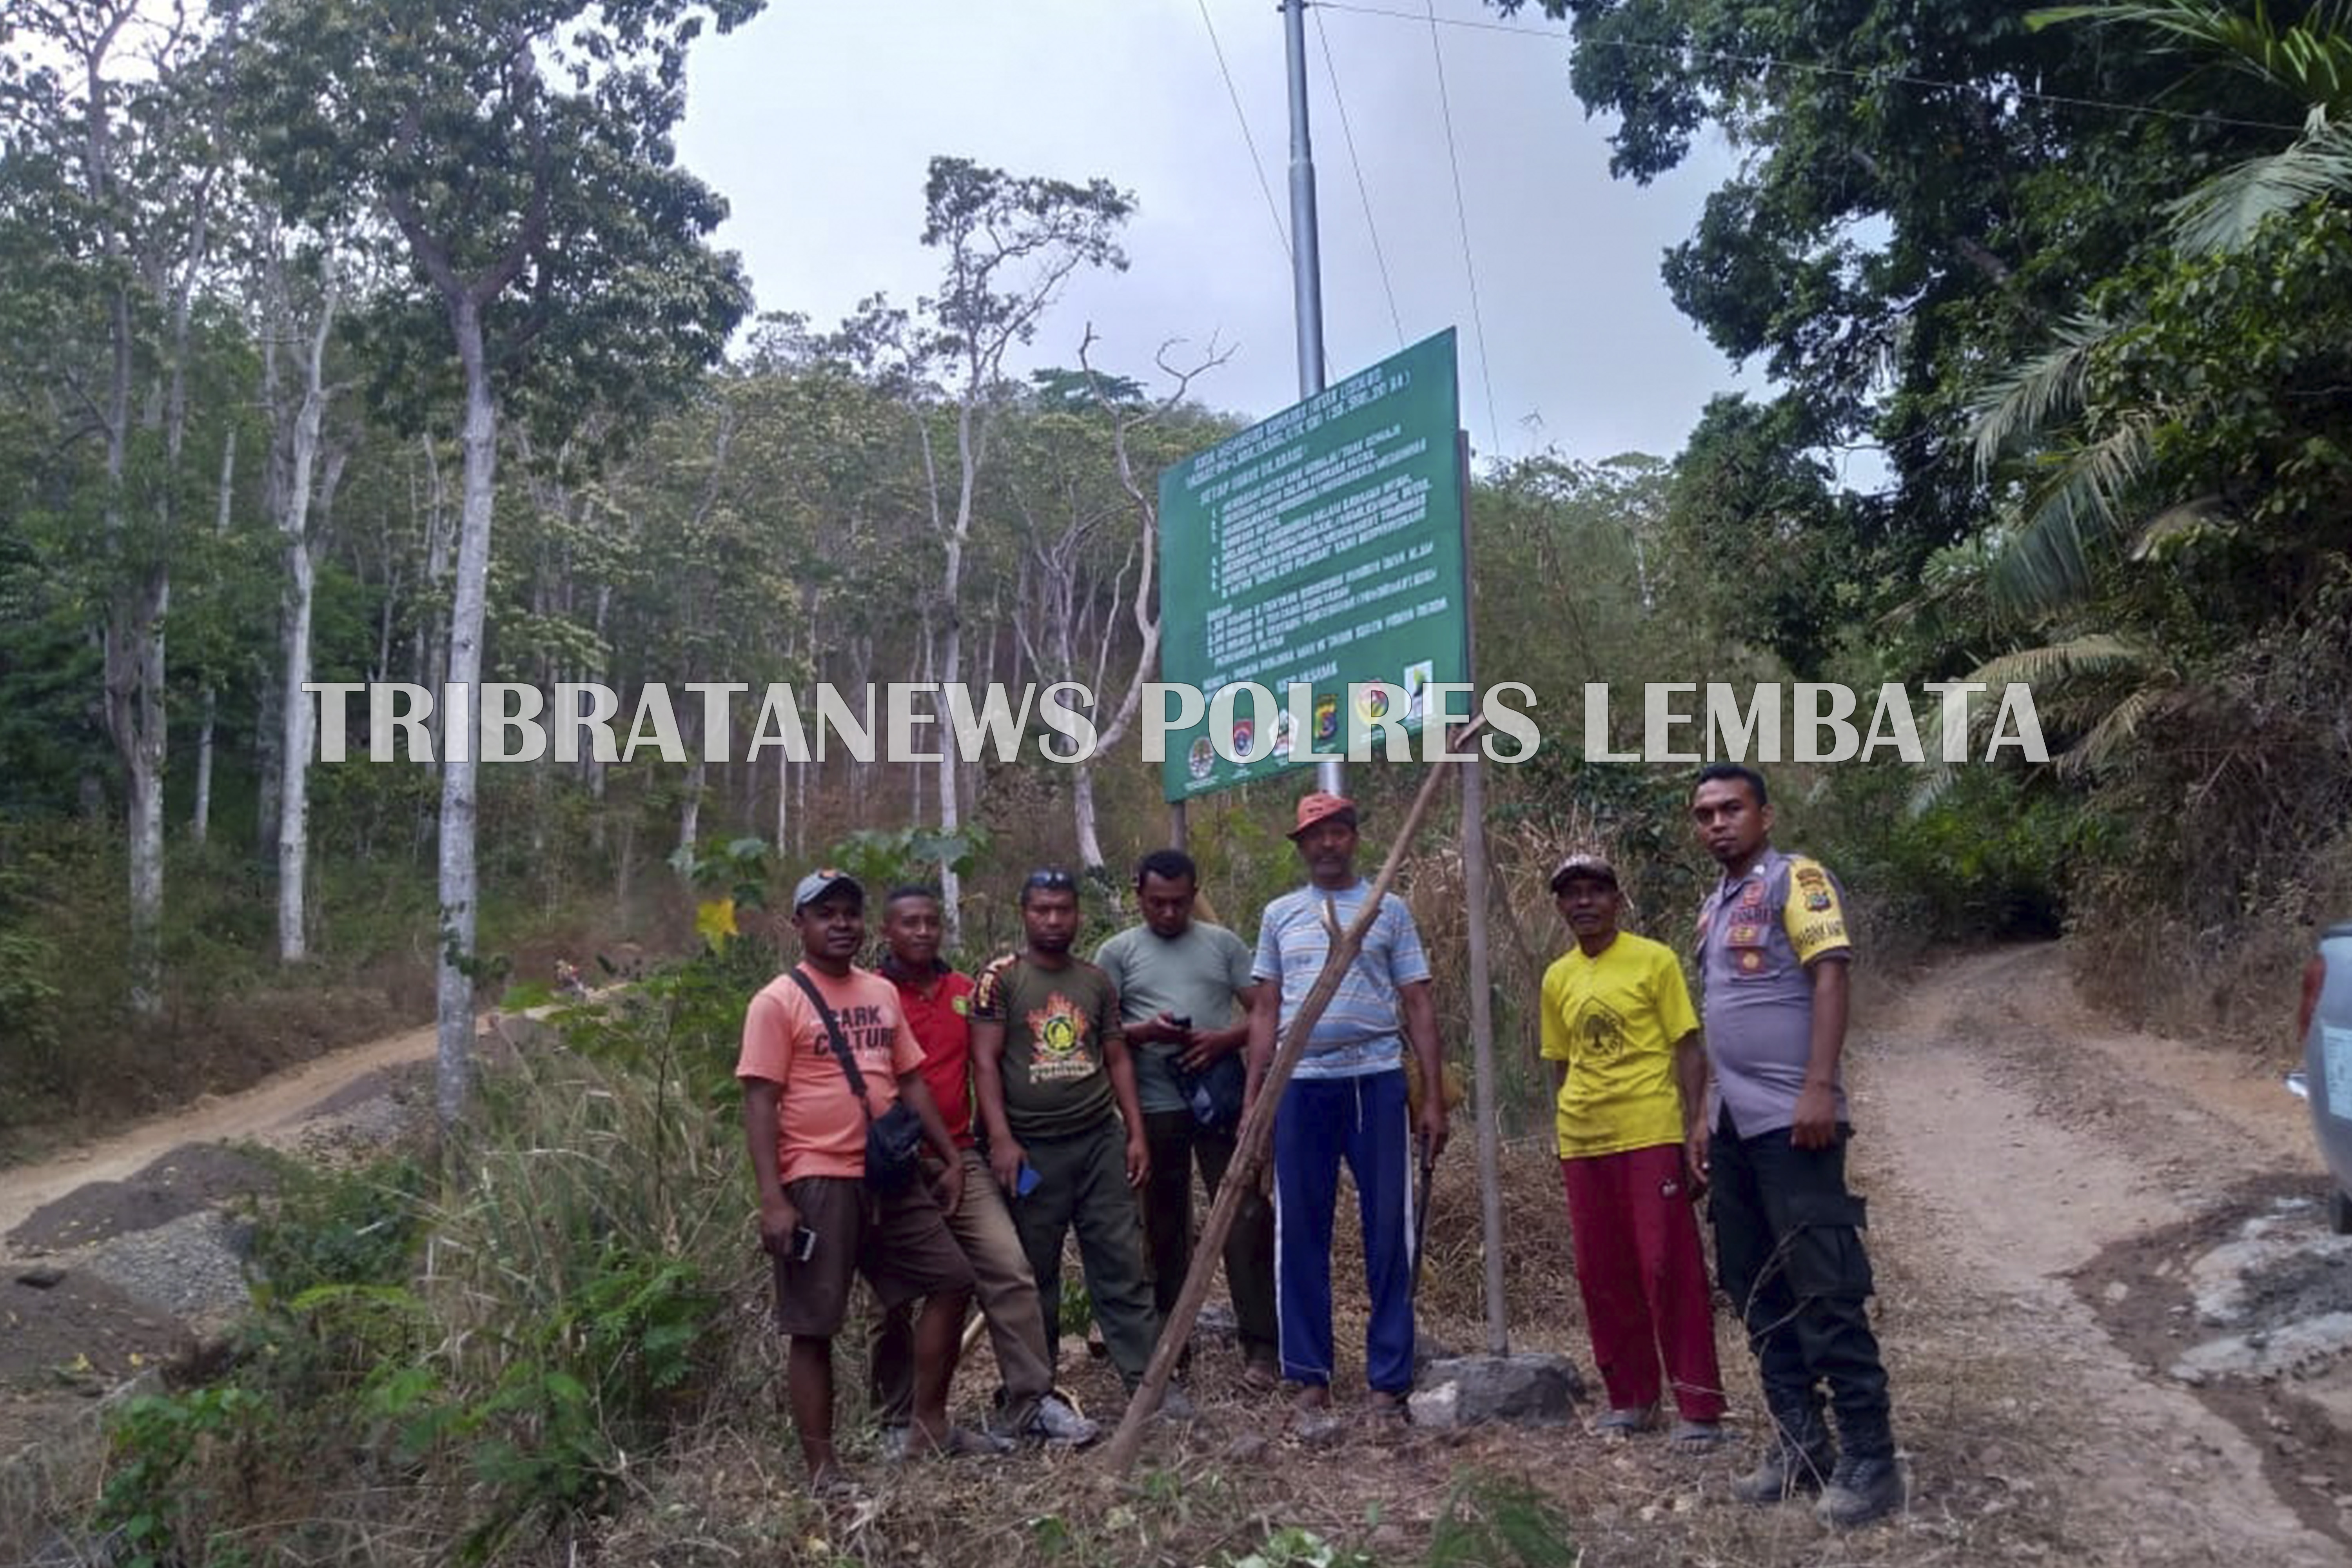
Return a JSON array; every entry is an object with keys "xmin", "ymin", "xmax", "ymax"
[
  {"xmin": 1425, "ymin": 1471, "xmax": 1581, "ymax": 1567},
  {"xmin": 247, "ymin": 1151, "xmax": 432, "ymax": 1302},
  {"xmin": 93, "ymin": 1385, "xmax": 271, "ymax": 1568}
]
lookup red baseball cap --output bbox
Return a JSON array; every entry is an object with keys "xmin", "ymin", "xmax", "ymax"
[{"xmin": 1289, "ymin": 791, "xmax": 1359, "ymax": 838}]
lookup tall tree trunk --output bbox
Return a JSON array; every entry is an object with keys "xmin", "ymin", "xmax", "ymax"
[
  {"xmin": 1073, "ymin": 764, "xmax": 1106, "ymax": 872},
  {"xmin": 615, "ymin": 804, "xmax": 637, "ymax": 921},
  {"xmin": 786, "ymin": 748, "xmax": 804, "ymax": 860},
  {"xmin": 192, "ymin": 690, "xmax": 216, "ymax": 847},
  {"xmin": 98, "ymin": 266, "xmax": 170, "ymax": 1015},
  {"xmin": 276, "ymin": 289, "xmax": 336, "ymax": 962},
  {"xmin": 255, "ymin": 671, "xmax": 282, "ymax": 854},
  {"xmin": 278, "ymin": 540, "xmax": 317, "ymax": 960},
  {"xmin": 374, "ymin": 555, "xmax": 398, "ymax": 683},
  {"xmin": 935, "ymin": 577, "xmax": 965, "ymax": 938},
  {"xmin": 97, "ymin": 216, "xmax": 158, "ymax": 1011},
  {"xmin": 678, "ymin": 757, "xmax": 705, "ymax": 866},
  {"xmin": 584, "ymin": 584, "xmax": 612, "ymax": 849},
  {"xmin": 434, "ymin": 295, "xmax": 498, "ymax": 1126},
  {"xmin": 192, "ymin": 432, "xmax": 237, "ymax": 846},
  {"xmin": 971, "ymin": 582, "xmax": 1000, "ymax": 846},
  {"xmin": 420, "ymin": 435, "xmax": 452, "ymax": 696},
  {"xmin": 793, "ymin": 736, "xmax": 808, "ymax": 858},
  {"xmin": 929, "ymin": 402, "xmax": 980, "ymax": 945},
  {"xmin": 104, "ymin": 566, "xmax": 169, "ymax": 1013},
  {"xmin": 913, "ymin": 625, "xmax": 933, "ymax": 826}
]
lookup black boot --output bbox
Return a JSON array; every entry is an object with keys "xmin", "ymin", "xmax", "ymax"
[
  {"xmin": 1731, "ymin": 1392, "xmax": 1835, "ymax": 1505},
  {"xmin": 1816, "ymin": 1453, "xmax": 1906, "ymax": 1526}
]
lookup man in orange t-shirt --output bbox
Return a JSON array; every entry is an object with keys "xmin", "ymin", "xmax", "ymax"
[{"xmin": 738, "ymin": 869, "xmax": 975, "ymax": 1495}]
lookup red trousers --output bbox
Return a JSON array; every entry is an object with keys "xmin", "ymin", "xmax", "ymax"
[{"xmin": 1560, "ymin": 1143, "xmax": 1726, "ymax": 1421}]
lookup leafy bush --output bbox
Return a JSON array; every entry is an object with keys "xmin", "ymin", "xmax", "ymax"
[
  {"xmin": 94, "ymin": 1386, "xmax": 271, "ymax": 1568},
  {"xmin": 83, "ymin": 943, "xmax": 758, "ymax": 1563},
  {"xmin": 0, "ymin": 926, "xmax": 63, "ymax": 1102},
  {"xmin": 1425, "ymin": 1471, "xmax": 1581, "ymax": 1567},
  {"xmin": 1223, "ymin": 1528, "xmax": 1378, "ymax": 1568},
  {"xmin": 247, "ymin": 1151, "xmax": 432, "ymax": 1302}
]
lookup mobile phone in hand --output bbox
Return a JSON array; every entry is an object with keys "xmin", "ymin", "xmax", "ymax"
[
  {"xmin": 791, "ymin": 1225, "xmax": 818, "ymax": 1263},
  {"xmin": 1015, "ymin": 1163, "xmax": 1042, "ymax": 1198}
]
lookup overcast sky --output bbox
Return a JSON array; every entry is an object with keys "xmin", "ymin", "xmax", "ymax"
[{"xmin": 675, "ymin": 0, "xmax": 1762, "ymax": 468}]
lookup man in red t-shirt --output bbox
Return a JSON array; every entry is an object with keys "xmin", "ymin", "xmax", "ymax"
[
  {"xmin": 738, "ymin": 869, "xmax": 974, "ymax": 1494},
  {"xmin": 868, "ymin": 884, "xmax": 1099, "ymax": 1449}
]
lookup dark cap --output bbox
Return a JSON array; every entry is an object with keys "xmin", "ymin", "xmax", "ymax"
[
  {"xmin": 1548, "ymin": 853, "xmax": 1619, "ymax": 892},
  {"xmin": 791, "ymin": 868, "xmax": 864, "ymax": 912}
]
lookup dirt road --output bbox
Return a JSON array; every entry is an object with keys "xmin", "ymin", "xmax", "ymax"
[
  {"xmin": 1853, "ymin": 944, "xmax": 2352, "ymax": 1565},
  {"xmin": 0, "ymin": 1020, "xmax": 439, "ymax": 1250},
  {"xmin": 4, "ymin": 948, "xmax": 2349, "ymax": 1565}
]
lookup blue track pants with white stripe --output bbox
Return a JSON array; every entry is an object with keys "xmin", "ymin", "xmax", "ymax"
[{"xmin": 1272, "ymin": 1067, "xmax": 1416, "ymax": 1394}]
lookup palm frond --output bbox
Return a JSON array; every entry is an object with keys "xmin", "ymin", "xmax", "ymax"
[
  {"xmin": 1966, "ymin": 632, "xmax": 2156, "ymax": 689},
  {"xmin": 2131, "ymin": 494, "xmax": 2236, "ymax": 559},
  {"xmin": 1986, "ymin": 419, "xmax": 2156, "ymax": 620},
  {"xmin": 1965, "ymin": 313, "xmax": 2115, "ymax": 477},
  {"xmin": 2061, "ymin": 680, "xmax": 2177, "ymax": 775},
  {"xmin": 2032, "ymin": 5, "xmax": 2352, "ymax": 113},
  {"xmin": 1909, "ymin": 634, "xmax": 2164, "ymax": 812},
  {"xmin": 2169, "ymin": 109, "xmax": 2352, "ymax": 255}
]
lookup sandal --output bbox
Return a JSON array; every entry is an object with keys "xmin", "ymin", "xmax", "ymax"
[
  {"xmin": 902, "ymin": 1423, "xmax": 1014, "ymax": 1460},
  {"xmin": 1291, "ymin": 1387, "xmax": 1345, "ymax": 1446},
  {"xmin": 807, "ymin": 1465, "xmax": 866, "ymax": 1501},
  {"xmin": 1595, "ymin": 1404, "xmax": 1657, "ymax": 1438},
  {"xmin": 1670, "ymin": 1418, "xmax": 1728, "ymax": 1454},
  {"xmin": 1240, "ymin": 1356, "xmax": 1282, "ymax": 1395},
  {"xmin": 1366, "ymin": 1390, "xmax": 1412, "ymax": 1427}
]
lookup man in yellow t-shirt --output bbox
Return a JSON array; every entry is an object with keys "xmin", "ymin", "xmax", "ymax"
[{"xmin": 1540, "ymin": 853, "xmax": 1726, "ymax": 1451}]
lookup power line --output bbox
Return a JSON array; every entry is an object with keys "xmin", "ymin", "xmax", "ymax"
[
  {"xmin": 1316, "ymin": 1, "xmax": 2305, "ymax": 135},
  {"xmin": 1195, "ymin": 0, "xmax": 1294, "ymax": 267},
  {"xmin": 1421, "ymin": 0, "xmax": 1503, "ymax": 457},
  {"xmin": 1315, "ymin": 5, "xmax": 1406, "ymax": 350}
]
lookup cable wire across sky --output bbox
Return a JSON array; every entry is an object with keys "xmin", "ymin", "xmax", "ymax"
[
  {"xmin": 1315, "ymin": 0, "xmax": 2307, "ymax": 134},
  {"xmin": 1314, "ymin": 5, "xmax": 1408, "ymax": 352},
  {"xmin": 1419, "ymin": 0, "xmax": 1505, "ymax": 458},
  {"xmin": 1196, "ymin": 0, "xmax": 1294, "ymax": 269}
]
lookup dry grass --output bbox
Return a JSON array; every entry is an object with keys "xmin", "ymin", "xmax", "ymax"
[
  {"xmin": 12, "ymin": 1134, "xmax": 2120, "ymax": 1568},
  {"xmin": 2073, "ymin": 822, "xmax": 2352, "ymax": 1056},
  {"xmin": 577, "ymin": 1139, "xmax": 2102, "ymax": 1568}
]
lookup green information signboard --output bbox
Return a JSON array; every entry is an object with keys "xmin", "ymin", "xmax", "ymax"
[{"xmin": 1157, "ymin": 329, "xmax": 1467, "ymax": 801}]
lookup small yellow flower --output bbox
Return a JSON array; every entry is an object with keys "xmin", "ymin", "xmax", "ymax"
[{"xmin": 696, "ymin": 897, "xmax": 740, "ymax": 950}]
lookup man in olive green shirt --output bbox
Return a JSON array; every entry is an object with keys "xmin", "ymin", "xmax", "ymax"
[
  {"xmin": 973, "ymin": 867, "xmax": 1173, "ymax": 1412},
  {"xmin": 1096, "ymin": 849, "xmax": 1279, "ymax": 1389}
]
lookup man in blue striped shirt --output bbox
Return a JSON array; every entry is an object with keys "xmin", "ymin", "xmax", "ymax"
[{"xmin": 1245, "ymin": 791, "xmax": 1450, "ymax": 1428}]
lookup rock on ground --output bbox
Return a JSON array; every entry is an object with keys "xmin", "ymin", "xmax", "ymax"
[{"xmin": 1409, "ymin": 1353, "xmax": 1586, "ymax": 1428}]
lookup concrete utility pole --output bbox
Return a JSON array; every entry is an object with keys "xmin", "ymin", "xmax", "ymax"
[
  {"xmin": 1459, "ymin": 432, "xmax": 1507, "ymax": 1355},
  {"xmin": 1281, "ymin": 0, "xmax": 1341, "ymax": 795}
]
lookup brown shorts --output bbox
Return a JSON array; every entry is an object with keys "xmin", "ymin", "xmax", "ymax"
[{"xmin": 769, "ymin": 1175, "xmax": 975, "ymax": 1339}]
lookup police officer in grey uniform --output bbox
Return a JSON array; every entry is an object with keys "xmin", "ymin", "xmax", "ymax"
[{"xmin": 1688, "ymin": 764, "xmax": 1903, "ymax": 1528}]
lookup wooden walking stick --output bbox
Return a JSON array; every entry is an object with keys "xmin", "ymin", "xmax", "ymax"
[{"xmin": 1101, "ymin": 716, "xmax": 1488, "ymax": 1475}]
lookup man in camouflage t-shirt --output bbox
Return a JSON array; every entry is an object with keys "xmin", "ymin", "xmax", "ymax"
[{"xmin": 972, "ymin": 868, "xmax": 1167, "ymax": 1406}]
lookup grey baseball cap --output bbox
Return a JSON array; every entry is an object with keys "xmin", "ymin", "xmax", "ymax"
[{"xmin": 791, "ymin": 868, "xmax": 864, "ymax": 913}]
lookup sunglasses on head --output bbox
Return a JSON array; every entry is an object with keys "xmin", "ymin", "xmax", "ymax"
[{"xmin": 1023, "ymin": 868, "xmax": 1078, "ymax": 893}]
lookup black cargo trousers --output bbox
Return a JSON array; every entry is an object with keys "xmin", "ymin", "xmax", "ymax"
[{"xmin": 1709, "ymin": 1110, "xmax": 1895, "ymax": 1462}]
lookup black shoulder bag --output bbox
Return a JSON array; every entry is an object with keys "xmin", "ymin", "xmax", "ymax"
[{"xmin": 786, "ymin": 968, "xmax": 926, "ymax": 1194}]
